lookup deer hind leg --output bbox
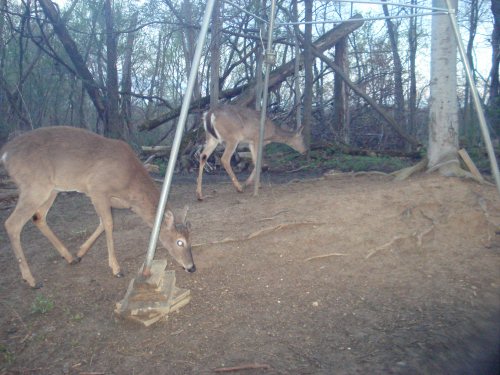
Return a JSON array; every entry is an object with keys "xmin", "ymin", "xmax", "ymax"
[
  {"xmin": 221, "ymin": 141, "xmax": 244, "ymax": 193},
  {"xmin": 89, "ymin": 195, "xmax": 123, "ymax": 277},
  {"xmin": 196, "ymin": 136, "xmax": 219, "ymax": 200},
  {"xmin": 31, "ymin": 190, "xmax": 79, "ymax": 265},
  {"xmin": 4, "ymin": 189, "xmax": 55, "ymax": 288}
]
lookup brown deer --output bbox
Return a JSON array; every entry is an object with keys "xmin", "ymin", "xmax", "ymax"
[
  {"xmin": 1, "ymin": 126, "xmax": 195, "ymax": 288},
  {"xmin": 196, "ymin": 104, "xmax": 306, "ymax": 200}
]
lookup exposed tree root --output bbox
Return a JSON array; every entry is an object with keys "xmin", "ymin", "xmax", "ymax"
[{"xmin": 392, "ymin": 157, "xmax": 428, "ymax": 181}]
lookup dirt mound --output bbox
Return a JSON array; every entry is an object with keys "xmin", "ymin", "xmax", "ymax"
[{"xmin": 1, "ymin": 173, "xmax": 499, "ymax": 374}]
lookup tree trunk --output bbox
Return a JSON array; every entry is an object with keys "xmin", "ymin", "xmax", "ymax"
[
  {"xmin": 334, "ymin": 37, "xmax": 349, "ymax": 143},
  {"xmin": 254, "ymin": 0, "xmax": 266, "ymax": 111},
  {"xmin": 408, "ymin": 0, "xmax": 418, "ymax": 143},
  {"xmin": 488, "ymin": 0, "xmax": 500, "ymax": 134},
  {"xmin": 209, "ymin": 0, "xmax": 221, "ymax": 108},
  {"xmin": 382, "ymin": 1, "xmax": 405, "ymax": 138},
  {"xmin": 121, "ymin": 10, "xmax": 139, "ymax": 135},
  {"xmin": 427, "ymin": 0, "xmax": 459, "ymax": 173},
  {"xmin": 104, "ymin": 0, "xmax": 122, "ymax": 139},
  {"xmin": 181, "ymin": 0, "xmax": 201, "ymax": 102},
  {"xmin": 464, "ymin": 0, "xmax": 479, "ymax": 144},
  {"xmin": 302, "ymin": 0, "xmax": 313, "ymax": 151}
]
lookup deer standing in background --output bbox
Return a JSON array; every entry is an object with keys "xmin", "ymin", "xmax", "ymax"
[
  {"xmin": 1, "ymin": 126, "xmax": 195, "ymax": 288},
  {"xmin": 196, "ymin": 104, "xmax": 306, "ymax": 200}
]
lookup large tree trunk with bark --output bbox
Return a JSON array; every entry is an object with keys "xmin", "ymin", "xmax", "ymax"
[{"xmin": 427, "ymin": 0, "xmax": 460, "ymax": 174}]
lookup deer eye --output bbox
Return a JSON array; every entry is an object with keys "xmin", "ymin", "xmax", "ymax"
[{"xmin": 176, "ymin": 240, "xmax": 184, "ymax": 247}]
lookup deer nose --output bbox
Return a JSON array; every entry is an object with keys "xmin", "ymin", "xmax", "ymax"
[{"xmin": 185, "ymin": 264, "xmax": 196, "ymax": 273}]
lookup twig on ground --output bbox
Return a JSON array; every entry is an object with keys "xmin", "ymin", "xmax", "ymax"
[
  {"xmin": 193, "ymin": 222, "xmax": 323, "ymax": 248},
  {"xmin": 258, "ymin": 210, "xmax": 288, "ymax": 221},
  {"xmin": 477, "ymin": 196, "xmax": 500, "ymax": 246},
  {"xmin": 214, "ymin": 363, "xmax": 271, "ymax": 373},
  {"xmin": 365, "ymin": 224, "xmax": 435, "ymax": 259},
  {"xmin": 351, "ymin": 171, "xmax": 389, "ymax": 177},
  {"xmin": 305, "ymin": 252, "xmax": 349, "ymax": 262},
  {"xmin": 365, "ymin": 235, "xmax": 405, "ymax": 259},
  {"xmin": 0, "ymin": 300, "xmax": 28, "ymax": 331},
  {"xmin": 287, "ymin": 165, "xmax": 308, "ymax": 173}
]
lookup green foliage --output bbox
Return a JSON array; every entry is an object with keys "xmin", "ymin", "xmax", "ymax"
[
  {"xmin": 31, "ymin": 294, "xmax": 54, "ymax": 315},
  {"xmin": 266, "ymin": 144, "xmax": 413, "ymax": 173},
  {"xmin": 0, "ymin": 343, "xmax": 15, "ymax": 366}
]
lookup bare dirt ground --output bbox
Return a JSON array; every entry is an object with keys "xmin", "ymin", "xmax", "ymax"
[{"xmin": 0, "ymin": 171, "xmax": 499, "ymax": 374}]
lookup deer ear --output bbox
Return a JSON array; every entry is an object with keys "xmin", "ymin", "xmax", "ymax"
[
  {"xmin": 164, "ymin": 210, "xmax": 175, "ymax": 229},
  {"xmin": 179, "ymin": 205, "xmax": 189, "ymax": 225}
]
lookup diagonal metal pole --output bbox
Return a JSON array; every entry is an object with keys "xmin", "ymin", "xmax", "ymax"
[
  {"xmin": 444, "ymin": 0, "xmax": 500, "ymax": 196},
  {"xmin": 142, "ymin": 0, "xmax": 216, "ymax": 276},
  {"xmin": 254, "ymin": 0, "xmax": 277, "ymax": 196}
]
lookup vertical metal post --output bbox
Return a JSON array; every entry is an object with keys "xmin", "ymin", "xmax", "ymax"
[
  {"xmin": 444, "ymin": 0, "xmax": 500, "ymax": 196},
  {"xmin": 254, "ymin": 0, "xmax": 277, "ymax": 196},
  {"xmin": 142, "ymin": 0, "xmax": 216, "ymax": 276}
]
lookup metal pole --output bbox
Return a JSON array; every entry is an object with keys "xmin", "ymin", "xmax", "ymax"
[
  {"xmin": 254, "ymin": 0, "xmax": 277, "ymax": 196},
  {"xmin": 142, "ymin": 0, "xmax": 216, "ymax": 276},
  {"xmin": 444, "ymin": 0, "xmax": 500, "ymax": 196}
]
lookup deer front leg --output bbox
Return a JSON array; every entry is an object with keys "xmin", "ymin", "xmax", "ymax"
[
  {"xmin": 196, "ymin": 136, "xmax": 219, "ymax": 201},
  {"xmin": 244, "ymin": 143, "xmax": 258, "ymax": 188},
  {"xmin": 90, "ymin": 196, "xmax": 123, "ymax": 278},
  {"xmin": 221, "ymin": 142, "xmax": 244, "ymax": 193},
  {"xmin": 76, "ymin": 219, "xmax": 105, "ymax": 261}
]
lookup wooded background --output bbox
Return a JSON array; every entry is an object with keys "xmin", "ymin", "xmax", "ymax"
[{"xmin": 0, "ymin": 0, "xmax": 498, "ymax": 157}]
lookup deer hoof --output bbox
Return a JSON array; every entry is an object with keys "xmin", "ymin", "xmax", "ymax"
[
  {"xmin": 114, "ymin": 271, "xmax": 125, "ymax": 278},
  {"xmin": 70, "ymin": 257, "xmax": 82, "ymax": 265},
  {"xmin": 31, "ymin": 281, "xmax": 44, "ymax": 289}
]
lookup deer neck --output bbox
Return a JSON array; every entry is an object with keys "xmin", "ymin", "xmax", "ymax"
[
  {"xmin": 128, "ymin": 175, "xmax": 161, "ymax": 227},
  {"xmin": 267, "ymin": 125, "xmax": 296, "ymax": 145}
]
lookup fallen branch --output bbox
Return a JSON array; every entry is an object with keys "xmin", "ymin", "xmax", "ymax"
[
  {"xmin": 214, "ymin": 363, "xmax": 271, "ymax": 373},
  {"xmin": 365, "ymin": 235, "xmax": 406, "ymax": 259},
  {"xmin": 477, "ymin": 196, "xmax": 500, "ymax": 247}
]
